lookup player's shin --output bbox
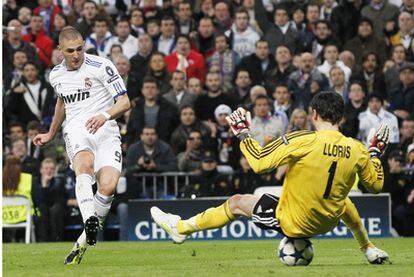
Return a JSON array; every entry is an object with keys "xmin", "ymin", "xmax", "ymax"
[
  {"xmin": 93, "ymin": 191, "xmax": 114, "ymax": 227},
  {"xmin": 75, "ymin": 174, "xmax": 95, "ymax": 222},
  {"xmin": 341, "ymin": 198, "xmax": 374, "ymax": 251},
  {"xmin": 177, "ymin": 200, "xmax": 236, "ymax": 235}
]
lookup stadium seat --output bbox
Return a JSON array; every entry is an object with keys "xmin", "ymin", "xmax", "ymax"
[
  {"xmin": 2, "ymin": 196, "xmax": 35, "ymax": 244},
  {"xmin": 254, "ymin": 186, "xmax": 283, "ymax": 197}
]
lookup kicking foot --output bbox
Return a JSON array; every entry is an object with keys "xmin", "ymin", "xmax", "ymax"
[
  {"xmin": 64, "ymin": 243, "xmax": 88, "ymax": 265},
  {"xmin": 85, "ymin": 216, "xmax": 99, "ymax": 246},
  {"xmin": 364, "ymin": 247, "xmax": 390, "ymax": 264},
  {"xmin": 150, "ymin": 206, "xmax": 187, "ymax": 244}
]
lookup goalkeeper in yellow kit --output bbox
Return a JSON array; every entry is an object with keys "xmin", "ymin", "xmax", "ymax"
[{"xmin": 151, "ymin": 92, "xmax": 390, "ymax": 264}]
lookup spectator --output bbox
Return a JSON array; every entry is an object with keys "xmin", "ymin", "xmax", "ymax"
[
  {"xmin": 213, "ymin": 1, "xmax": 233, "ymax": 34},
  {"xmin": 208, "ymin": 34, "xmax": 240, "ymax": 93},
  {"xmin": 127, "ymin": 77, "xmax": 178, "ymax": 144},
  {"xmin": 361, "ymin": 0, "xmax": 400, "ymax": 38},
  {"xmin": 401, "ymin": 0, "xmax": 414, "ymax": 15},
  {"xmin": 265, "ymin": 44, "xmax": 295, "ymax": 94},
  {"xmin": 2, "ymin": 156, "xmax": 34, "ymax": 242},
  {"xmin": 34, "ymin": 0, "xmax": 62, "ymax": 35},
  {"xmin": 358, "ymin": 93, "xmax": 400, "ymax": 144},
  {"xmin": 74, "ymin": 0, "xmax": 97, "ymax": 38},
  {"xmin": 308, "ymin": 20, "xmax": 341, "ymax": 65},
  {"xmin": 4, "ymin": 50, "xmax": 28, "ymax": 93},
  {"xmin": 400, "ymin": 117, "xmax": 414, "ymax": 154},
  {"xmin": 272, "ymin": 83, "xmax": 300, "ymax": 124},
  {"xmin": 147, "ymin": 52, "xmax": 172, "ymax": 95},
  {"xmin": 11, "ymin": 138, "xmax": 39, "ymax": 177},
  {"xmin": 128, "ymin": 33, "xmax": 154, "ymax": 100},
  {"xmin": 389, "ymin": 11, "xmax": 414, "ymax": 51},
  {"xmin": 108, "ymin": 17, "xmax": 138, "ymax": 59},
  {"xmin": 142, "ymin": 0, "xmax": 164, "ymax": 22},
  {"xmin": 177, "ymin": 130, "xmax": 204, "ymax": 172},
  {"xmin": 187, "ymin": 77, "xmax": 206, "ymax": 97},
  {"xmin": 165, "ymin": 34, "xmax": 206, "ymax": 84},
  {"xmin": 44, "ymin": 49, "xmax": 64, "ymax": 82},
  {"xmin": 193, "ymin": 72, "xmax": 236, "ymax": 121},
  {"xmin": 290, "ymin": 6, "xmax": 306, "ymax": 35},
  {"xmin": 237, "ymin": 39, "xmax": 276, "ymax": 87},
  {"xmin": 50, "ymin": 13, "xmax": 68, "ymax": 46},
  {"xmin": 250, "ymin": 95, "xmax": 285, "ymax": 146},
  {"xmin": 331, "ymin": 0, "xmax": 361, "ymax": 46},
  {"xmin": 254, "ymin": 1, "xmax": 301, "ymax": 54},
  {"xmin": 191, "ymin": 17, "xmax": 216, "ymax": 59},
  {"xmin": 156, "ymin": 16, "xmax": 177, "ymax": 55},
  {"xmin": 390, "ymin": 62, "xmax": 414, "ymax": 120},
  {"xmin": 213, "ymin": 104, "xmax": 240, "ymax": 170},
  {"xmin": 176, "ymin": 1, "xmax": 197, "ymax": 35},
  {"xmin": 129, "ymin": 8, "xmax": 146, "ymax": 37},
  {"xmin": 329, "ymin": 66, "xmax": 348, "ymax": 100},
  {"xmin": 113, "ymin": 55, "xmax": 130, "ymax": 86},
  {"xmin": 181, "ymin": 151, "xmax": 232, "ymax": 197},
  {"xmin": 17, "ymin": 6, "xmax": 31, "ymax": 35},
  {"xmin": 26, "ymin": 121, "xmax": 43, "ymax": 161},
  {"xmin": 8, "ymin": 62, "xmax": 55, "ymax": 129},
  {"xmin": 170, "ymin": 105, "xmax": 212, "ymax": 154},
  {"xmin": 194, "ymin": 0, "xmax": 215, "ymax": 21},
  {"xmin": 301, "ymin": 2, "xmax": 321, "ymax": 51},
  {"xmin": 146, "ymin": 19, "xmax": 161, "ymax": 42},
  {"xmin": 318, "ymin": 44, "xmax": 352, "ymax": 84},
  {"xmin": 344, "ymin": 17, "xmax": 387, "ymax": 70},
  {"xmin": 320, "ymin": 0, "xmax": 338, "ymax": 21},
  {"xmin": 229, "ymin": 70, "xmax": 252, "ymax": 105},
  {"xmin": 22, "ymin": 14, "xmax": 54, "ymax": 68},
  {"xmin": 351, "ymin": 51, "xmax": 387, "ymax": 100},
  {"xmin": 3, "ymin": 122, "xmax": 26, "ymax": 157},
  {"xmin": 339, "ymin": 50, "xmax": 357, "ymax": 72},
  {"xmin": 125, "ymin": 127, "xmax": 177, "ymax": 197},
  {"xmin": 32, "ymin": 158, "xmax": 66, "ymax": 242},
  {"xmin": 341, "ymin": 81, "xmax": 367, "ymax": 138},
  {"xmin": 225, "ymin": 7, "xmax": 260, "ymax": 59},
  {"xmin": 288, "ymin": 52, "xmax": 329, "ymax": 110},
  {"xmin": 109, "ymin": 44, "xmax": 123, "ymax": 60},
  {"xmin": 288, "ymin": 108, "xmax": 310, "ymax": 132},
  {"xmin": 84, "ymin": 16, "xmax": 114, "ymax": 57},
  {"xmin": 163, "ymin": 71, "xmax": 197, "ymax": 110},
  {"xmin": 385, "ymin": 44, "xmax": 407, "ymax": 92}
]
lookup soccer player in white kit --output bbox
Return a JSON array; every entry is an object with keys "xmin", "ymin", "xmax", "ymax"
[{"xmin": 33, "ymin": 26, "xmax": 131, "ymax": 265}]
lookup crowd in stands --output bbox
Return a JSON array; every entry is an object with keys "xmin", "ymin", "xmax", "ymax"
[{"xmin": 2, "ymin": 0, "xmax": 414, "ymax": 241}]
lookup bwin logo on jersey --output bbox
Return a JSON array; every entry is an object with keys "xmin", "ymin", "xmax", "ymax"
[{"xmin": 61, "ymin": 89, "xmax": 90, "ymax": 104}]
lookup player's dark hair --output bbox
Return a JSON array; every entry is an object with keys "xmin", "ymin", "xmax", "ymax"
[
  {"xmin": 142, "ymin": 76, "xmax": 159, "ymax": 88},
  {"xmin": 310, "ymin": 92, "xmax": 344, "ymax": 125}
]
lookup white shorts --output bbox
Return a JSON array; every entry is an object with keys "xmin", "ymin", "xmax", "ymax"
[{"xmin": 63, "ymin": 120, "xmax": 122, "ymax": 173}]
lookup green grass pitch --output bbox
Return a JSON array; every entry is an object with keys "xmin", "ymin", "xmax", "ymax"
[{"xmin": 3, "ymin": 238, "xmax": 414, "ymax": 276}]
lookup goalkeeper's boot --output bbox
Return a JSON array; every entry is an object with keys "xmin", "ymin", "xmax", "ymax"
[
  {"xmin": 64, "ymin": 243, "xmax": 88, "ymax": 265},
  {"xmin": 85, "ymin": 216, "xmax": 100, "ymax": 246},
  {"xmin": 150, "ymin": 206, "xmax": 187, "ymax": 244},
  {"xmin": 364, "ymin": 246, "xmax": 390, "ymax": 264}
]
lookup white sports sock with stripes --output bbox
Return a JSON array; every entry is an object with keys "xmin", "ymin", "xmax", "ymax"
[
  {"xmin": 93, "ymin": 191, "xmax": 114, "ymax": 227},
  {"xmin": 75, "ymin": 174, "xmax": 95, "ymax": 223}
]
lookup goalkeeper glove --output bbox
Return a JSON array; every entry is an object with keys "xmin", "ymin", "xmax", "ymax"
[
  {"xmin": 225, "ymin": 107, "xmax": 252, "ymax": 140},
  {"xmin": 367, "ymin": 123, "xmax": 390, "ymax": 158}
]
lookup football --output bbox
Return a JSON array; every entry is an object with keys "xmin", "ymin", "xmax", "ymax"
[{"xmin": 278, "ymin": 237, "xmax": 314, "ymax": 266}]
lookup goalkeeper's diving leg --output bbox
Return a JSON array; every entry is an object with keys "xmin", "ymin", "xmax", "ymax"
[
  {"xmin": 342, "ymin": 197, "xmax": 390, "ymax": 264},
  {"xmin": 150, "ymin": 194, "xmax": 260, "ymax": 243}
]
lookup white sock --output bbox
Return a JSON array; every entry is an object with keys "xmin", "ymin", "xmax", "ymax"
[
  {"xmin": 75, "ymin": 174, "xmax": 95, "ymax": 223},
  {"xmin": 93, "ymin": 191, "xmax": 114, "ymax": 226},
  {"xmin": 76, "ymin": 231, "xmax": 87, "ymax": 246}
]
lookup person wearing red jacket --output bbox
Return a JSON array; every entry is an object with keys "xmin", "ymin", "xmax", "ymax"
[
  {"xmin": 34, "ymin": 0, "xmax": 62, "ymax": 35},
  {"xmin": 22, "ymin": 14, "xmax": 54, "ymax": 69},
  {"xmin": 165, "ymin": 34, "xmax": 206, "ymax": 84}
]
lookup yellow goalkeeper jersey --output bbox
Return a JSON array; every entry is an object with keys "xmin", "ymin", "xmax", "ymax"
[{"xmin": 240, "ymin": 130, "xmax": 384, "ymax": 237}]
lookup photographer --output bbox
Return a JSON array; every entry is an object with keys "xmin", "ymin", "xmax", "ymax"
[{"xmin": 124, "ymin": 127, "xmax": 177, "ymax": 198}]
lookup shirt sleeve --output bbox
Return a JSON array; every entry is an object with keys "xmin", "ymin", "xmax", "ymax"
[
  {"xmin": 239, "ymin": 131, "xmax": 316, "ymax": 174},
  {"xmin": 100, "ymin": 59, "xmax": 127, "ymax": 99}
]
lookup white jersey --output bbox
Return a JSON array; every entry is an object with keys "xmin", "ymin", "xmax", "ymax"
[{"xmin": 49, "ymin": 53, "xmax": 126, "ymax": 129}]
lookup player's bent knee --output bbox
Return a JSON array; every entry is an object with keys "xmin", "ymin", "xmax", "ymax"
[{"xmin": 228, "ymin": 194, "xmax": 249, "ymax": 215}]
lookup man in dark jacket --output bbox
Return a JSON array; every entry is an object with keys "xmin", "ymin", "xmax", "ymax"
[
  {"xmin": 127, "ymin": 77, "xmax": 179, "ymax": 145},
  {"xmin": 75, "ymin": 0, "xmax": 98, "ymax": 38},
  {"xmin": 331, "ymin": 0, "xmax": 361, "ymax": 46},
  {"xmin": 237, "ymin": 40, "xmax": 276, "ymax": 87},
  {"xmin": 254, "ymin": 1, "xmax": 301, "ymax": 55},
  {"xmin": 390, "ymin": 62, "xmax": 414, "ymax": 120},
  {"xmin": 341, "ymin": 81, "xmax": 367, "ymax": 138},
  {"xmin": 124, "ymin": 127, "xmax": 177, "ymax": 198}
]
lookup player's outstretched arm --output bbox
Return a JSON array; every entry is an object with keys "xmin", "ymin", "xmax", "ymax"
[
  {"xmin": 33, "ymin": 97, "xmax": 66, "ymax": 146},
  {"xmin": 85, "ymin": 93, "xmax": 131, "ymax": 134}
]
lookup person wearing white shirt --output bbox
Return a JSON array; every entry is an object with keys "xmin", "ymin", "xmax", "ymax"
[
  {"xmin": 318, "ymin": 43, "xmax": 352, "ymax": 84},
  {"xmin": 358, "ymin": 93, "xmax": 400, "ymax": 145},
  {"xmin": 157, "ymin": 16, "xmax": 176, "ymax": 55},
  {"xmin": 107, "ymin": 18, "xmax": 138, "ymax": 59},
  {"xmin": 84, "ymin": 16, "xmax": 114, "ymax": 58}
]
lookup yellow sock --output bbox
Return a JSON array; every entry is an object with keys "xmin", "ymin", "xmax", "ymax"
[
  {"xmin": 177, "ymin": 200, "xmax": 236, "ymax": 235},
  {"xmin": 341, "ymin": 198, "xmax": 375, "ymax": 251}
]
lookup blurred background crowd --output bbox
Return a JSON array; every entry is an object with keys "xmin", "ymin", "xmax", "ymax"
[{"xmin": 2, "ymin": 0, "xmax": 414, "ymax": 241}]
